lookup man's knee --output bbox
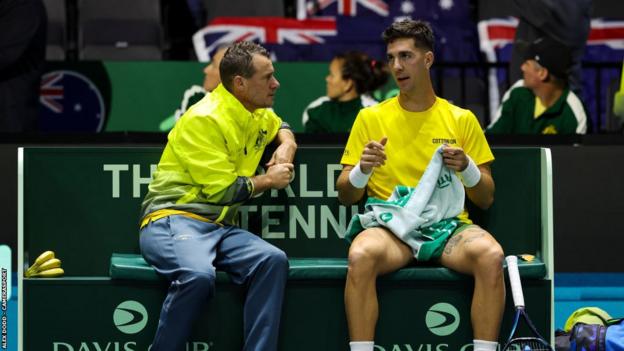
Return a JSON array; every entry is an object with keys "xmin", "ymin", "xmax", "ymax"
[
  {"xmin": 347, "ymin": 240, "xmax": 383, "ymax": 276},
  {"xmin": 179, "ymin": 270, "xmax": 216, "ymax": 297},
  {"xmin": 262, "ymin": 246, "xmax": 289, "ymax": 274},
  {"xmin": 474, "ymin": 241, "xmax": 504, "ymax": 277}
]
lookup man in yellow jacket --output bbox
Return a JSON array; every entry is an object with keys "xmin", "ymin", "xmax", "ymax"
[{"xmin": 139, "ymin": 41, "xmax": 297, "ymax": 351}]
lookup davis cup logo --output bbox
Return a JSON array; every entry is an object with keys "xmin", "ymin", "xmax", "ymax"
[
  {"xmin": 425, "ymin": 302, "xmax": 460, "ymax": 336},
  {"xmin": 39, "ymin": 70, "xmax": 106, "ymax": 132},
  {"xmin": 113, "ymin": 300, "xmax": 148, "ymax": 334}
]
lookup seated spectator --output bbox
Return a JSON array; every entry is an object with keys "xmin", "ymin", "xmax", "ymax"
[
  {"xmin": 487, "ymin": 36, "xmax": 587, "ymax": 135},
  {"xmin": 159, "ymin": 45, "xmax": 227, "ymax": 131},
  {"xmin": 302, "ymin": 52, "xmax": 388, "ymax": 133}
]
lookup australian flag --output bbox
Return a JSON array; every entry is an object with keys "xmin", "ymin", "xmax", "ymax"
[
  {"xmin": 195, "ymin": 0, "xmax": 481, "ymax": 62},
  {"xmin": 39, "ymin": 70, "xmax": 106, "ymax": 132},
  {"xmin": 300, "ymin": 0, "xmax": 390, "ymax": 18},
  {"xmin": 193, "ymin": 17, "xmax": 344, "ymax": 61}
]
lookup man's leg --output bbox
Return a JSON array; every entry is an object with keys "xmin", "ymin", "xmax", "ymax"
[
  {"xmin": 214, "ymin": 227, "xmax": 288, "ymax": 351},
  {"xmin": 140, "ymin": 215, "xmax": 225, "ymax": 351},
  {"xmin": 345, "ymin": 227, "xmax": 414, "ymax": 345},
  {"xmin": 438, "ymin": 225, "xmax": 505, "ymax": 347}
]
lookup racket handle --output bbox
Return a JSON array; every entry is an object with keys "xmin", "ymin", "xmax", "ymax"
[{"xmin": 506, "ymin": 255, "xmax": 525, "ymax": 308}]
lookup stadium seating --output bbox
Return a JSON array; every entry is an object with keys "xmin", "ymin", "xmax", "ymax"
[
  {"xmin": 42, "ymin": 0, "xmax": 66, "ymax": 60},
  {"xmin": 77, "ymin": 0, "xmax": 164, "ymax": 60}
]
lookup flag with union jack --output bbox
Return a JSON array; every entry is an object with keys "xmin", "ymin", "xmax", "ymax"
[
  {"xmin": 39, "ymin": 70, "xmax": 106, "ymax": 132},
  {"xmin": 193, "ymin": 17, "xmax": 343, "ymax": 62},
  {"xmin": 40, "ymin": 72, "xmax": 64, "ymax": 113},
  {"xmin": 296, "ymin": 0, "xmax": 478, "ymax": 57},
  {"xmin": 194, "ymin": 0, "xmax": 481, "ymax": 62},
  {"xmin": 300, "ymin": 0, "xmax": 390, "ymax": 18}
]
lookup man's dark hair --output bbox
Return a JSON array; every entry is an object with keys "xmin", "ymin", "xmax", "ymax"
[
  {"xmin": 382, "ymin": 19, "xmax": 435, "ymax": 52},
  {"xmin": 219, "ymin": 41, "xmax": 270, "ymax": 90}
]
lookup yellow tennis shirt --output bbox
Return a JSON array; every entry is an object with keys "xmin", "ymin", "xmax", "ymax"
[{"xmin": 341, "ymin": 96, "xmax": 494, "ymax": 223}]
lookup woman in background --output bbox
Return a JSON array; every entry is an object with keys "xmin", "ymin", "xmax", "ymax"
[{"xmin": 302, "ymin": 51, "xmax": 388, "ymax": 133}]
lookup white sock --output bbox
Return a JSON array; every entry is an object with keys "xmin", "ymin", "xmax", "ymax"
[
  {"xmin": 350, "ymin": 341, "xmax": 374, "ymax": 351},
  {"xmin": 473, "ymin": 339, "xmax": 498, "ymax": 351}
]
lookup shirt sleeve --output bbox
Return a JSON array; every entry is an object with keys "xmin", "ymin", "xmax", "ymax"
[
  {"xmin": 459, "ymin": 111, "xmax": 495, "ymax": 166},
  {"xmin": 340, "ymin": 110, "xmax": 368, "ymax": 166}
]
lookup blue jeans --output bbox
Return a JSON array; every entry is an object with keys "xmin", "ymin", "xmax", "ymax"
[{"xmin": 140, "ymin": 215, "xmax": 288, "ymax": 351}]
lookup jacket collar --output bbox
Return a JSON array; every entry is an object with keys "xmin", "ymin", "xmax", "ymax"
[
  {"xmin": 212, "ymin": 83, "xmax": 266, "ymax": 128},
  {"xmin": 541, "ymin": 87, "xmax": 569, "ymax": 117}
]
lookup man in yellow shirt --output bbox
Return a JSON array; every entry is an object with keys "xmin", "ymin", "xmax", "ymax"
[
  {"xmin": 140, "ymin": 41, "xmax": 297, "ymax": 351},
  {"xmin": 337, "ymin": 20, "xmax": 504, "ymax": 351}
]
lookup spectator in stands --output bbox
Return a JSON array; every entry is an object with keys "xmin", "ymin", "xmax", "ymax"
[
  {"xmin": 140, "ymin": 41, "xmax": 297, "ymax": 351},
  {"xmin": 336, "ymin": 20, "xmax": 504, "ymax": 351},
  {"xmin": 508, "ymin": 0, "xmax": 591, "ymax": 96},
  {"xmin": 0, "ymin": 0, "xmax": 46, "ymax": 132},
  {"xmin": 302, "ymin": 51, "xmax": 388, "ymax": 133},
  {"xmin": 487, "ymin": 36, "xmax": 587, "ymax": 135},
  {"xmin": 159, "ymin": 45, "xmax": 228, "ymax": 131}
]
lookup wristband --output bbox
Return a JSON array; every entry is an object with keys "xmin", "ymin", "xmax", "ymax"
[
  {"xmin": 460, "ymin": 156, "xmax": 481, "ymax": 188},
  {"xmin": 348, "ymin": 163, "xmax": 372, "ymax": 189}
]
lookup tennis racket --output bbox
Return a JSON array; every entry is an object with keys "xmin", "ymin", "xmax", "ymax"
[{"xmin": 502, "ymin": 255, "xmax": 553, "ymax": 351}]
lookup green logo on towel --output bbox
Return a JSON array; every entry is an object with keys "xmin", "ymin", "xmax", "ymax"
[
  {"xmin": 380, "ymin": 212, "xmax": 393, "ymax": 223},
  {"xmin": 437, "ymin": 172, "xmax": 452, "ymax": 189},
  {"xmin": 426, "ymin": 302, "xmax": 460, "ymax": 336},
  {"xmin": 113, "ymin": 300, "xmax": 148, "ymax": 334}
]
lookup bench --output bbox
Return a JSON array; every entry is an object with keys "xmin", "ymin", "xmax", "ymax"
[
  {"xmin": 110, "ymin": 253, "xmax": 548, "ymax": 281},
  {"xmin": 19, "ymin": 146, "xmax": 554, "ymax": 351}
]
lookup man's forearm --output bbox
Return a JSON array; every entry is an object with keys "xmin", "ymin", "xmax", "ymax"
[
  {"xmin": 274, "ymin": 128, "xmax": 297, "ymax": 163},
  {"xmin": 465, "ymin": 167, "xmax": 495, "ymax": 210},
  {"xmin": 336, "ymin": 167, "xmax": 366, "ymax": 205},
  {"xmin": 251, "ymin": 174, "xmax": 274, "ymax": 196}
]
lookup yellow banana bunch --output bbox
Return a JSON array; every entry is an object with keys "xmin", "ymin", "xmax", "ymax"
[{"xmin": 25, "ymin": 251, "xmax": 64, "ymax": 278}]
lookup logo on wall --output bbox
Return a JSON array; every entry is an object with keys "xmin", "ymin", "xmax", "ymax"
[
  {"xmin": 425, "ymin": 302, "xmax": 460, "ymax": 336},
  {"xmin": 39, "ymin": 70, "xmax": 106, "ymax": 132},
  {"xmin": 113, "ymin": 300, "xmax": 148, "ymax": 334}
]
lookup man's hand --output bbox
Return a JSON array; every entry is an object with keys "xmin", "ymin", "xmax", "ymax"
[
  {"xmin": 266, "ymin": 162, "xmax": 294, "ymax": 189},
  {"xmin": 266, "ymin": 139, "xmax": 297, "ymax": 167},
  {"xmin": 442, "ymin": 145, "xmax": 469, "ymax": 171},
  {"xmin": 360, "ymin": 137, "xmax": 388, "ymax": 174}
]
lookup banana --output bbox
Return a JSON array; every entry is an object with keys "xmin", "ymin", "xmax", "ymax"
[
  {"xmin": 30, "ymin": 267, "xmax": 64, "ymax": 278},
  {"xmin": 38, "ymin": 258, "xmax": 61, "ymax": 271},
  {"xmin": 34, "ymin": 250, "xmax": 55, "ymax": 264},
  {"xmin": 25, "ymin": 251, "xmax": 56, "ymax": 277}
]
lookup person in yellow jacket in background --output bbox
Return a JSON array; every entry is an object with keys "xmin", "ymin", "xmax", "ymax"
[
  {"xmin": 614, "ymin": 60, "xmax": 624, "ymax": 119},
  {"xmin": 139, "ymin": 41, "xmax": 297, "ymax": 351}
]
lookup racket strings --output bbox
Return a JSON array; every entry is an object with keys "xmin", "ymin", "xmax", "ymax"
[{"xmin": 506, "ymin": 338, "xmax": 552, "ymax": 351}]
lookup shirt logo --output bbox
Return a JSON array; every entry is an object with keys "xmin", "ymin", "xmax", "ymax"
[
  {"xmin": 541, "ymin": 125, "xmax": 558, "ymax": 134},
  {"xmin": 254, "ymin": 129, "xmax": 268, "ymax": 150},
  {"xmin": 432, "ymin": 138, "xmax": 456, "ymax": 144}
]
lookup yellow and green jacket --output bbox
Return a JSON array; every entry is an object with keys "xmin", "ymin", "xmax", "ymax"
[{"xmin": 141, "ymin": 84, "xmax": 284, "ymax": 227}]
